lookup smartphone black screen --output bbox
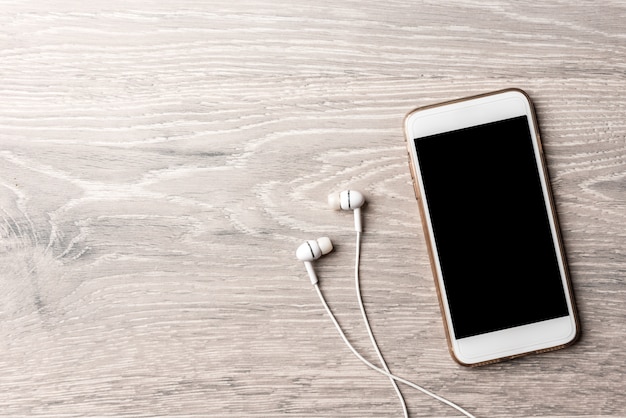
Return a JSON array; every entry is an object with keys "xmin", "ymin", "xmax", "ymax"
[{"xmin": 414, "ymin": 116, "xmax": 569, "ymax": 339}]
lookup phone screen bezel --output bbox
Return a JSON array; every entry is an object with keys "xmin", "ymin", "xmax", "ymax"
[{"xmin": 404, "ymin": 89, "xmax": 579, "ymax": 365}]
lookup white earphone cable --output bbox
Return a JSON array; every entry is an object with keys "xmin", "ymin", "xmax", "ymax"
[
  {"xmin": 314, "ymin": 283, "xmax": 476, "ymax": 418},
  {"xmin": 355, "ymin": 231, "xmax": 409, "ymax": 418}
]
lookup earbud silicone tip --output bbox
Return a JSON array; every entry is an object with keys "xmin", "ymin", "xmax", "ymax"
[
  {"xmin": 328, "ymin": 193, "xmax": 342, "ymax": 210},
  {"xmin": 317, "ymin": 237, "xmax": 333, "ymax": 255}
]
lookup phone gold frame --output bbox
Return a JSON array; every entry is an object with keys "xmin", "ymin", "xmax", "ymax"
[{"xmin": 403, "ymin": 88, "xmax": 580, "ymax": 366}]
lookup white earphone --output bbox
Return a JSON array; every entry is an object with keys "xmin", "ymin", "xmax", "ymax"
[
  {"xmin": 328, "ymin": 189, "xmax": 365, "ymax": 232},
  {"xmin": 295, "ymin": 237, "xmax": 333, "ymax": 285},
  {"xmin": 295, "ymin": 190, "xmax": 475, "ymax": 418}
]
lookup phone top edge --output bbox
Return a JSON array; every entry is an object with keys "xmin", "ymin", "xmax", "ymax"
[
  {"xmin": 405, "ymin": 88, "xmax": 534, "ymax": 140},
  {"xmin": 403, "ymin": 87, "xmax": 531, "ymax": 124}
]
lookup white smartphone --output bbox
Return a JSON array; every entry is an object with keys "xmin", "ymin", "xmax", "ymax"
[{"xmin": 404, "ymin": 88, "xmax": 580, "ymax": 366}]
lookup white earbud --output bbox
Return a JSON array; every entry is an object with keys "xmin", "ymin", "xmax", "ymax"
[
  {"xmin": 328, "ymin": 190, "xmax": 365, "ymax": 232},
  {"xmin": 296, "ymin": 237, "xmax": 333, "ymax": 285}
]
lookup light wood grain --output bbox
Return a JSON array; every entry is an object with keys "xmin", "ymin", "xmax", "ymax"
[{"xmin": 1, "ymin": 1, "xmax": 625, "ymax": 417}]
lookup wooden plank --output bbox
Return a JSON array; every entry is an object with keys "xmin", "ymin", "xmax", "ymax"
[{"xmin": 0, "ymin": 1, "xmax": 624, "ymax": 416}]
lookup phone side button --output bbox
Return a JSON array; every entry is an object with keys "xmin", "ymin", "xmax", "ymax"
[
  {"xmin": 407, "ymin": 158, "xmax": 420, "ymax": 200},
  {"xmin": 412, "ymin": 179, "xmax": 420, "ymax": 200}
]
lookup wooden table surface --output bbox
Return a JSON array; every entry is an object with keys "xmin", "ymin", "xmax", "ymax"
[{"xmin": 1, "ymin": 1, "xmax": 625, "ymax": 417}]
